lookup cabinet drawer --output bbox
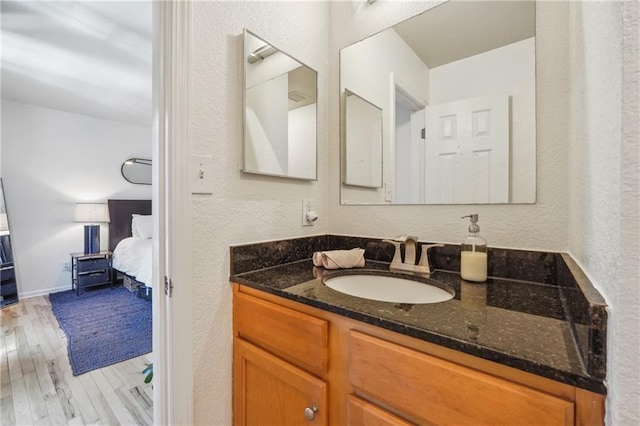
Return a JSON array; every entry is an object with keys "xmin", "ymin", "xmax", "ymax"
[
  {"xmin": 349, "ymin": 331, "xmax": 574, "ymax": 426},
  {"xmin": 78, "ymin": 271, "xmax": 109, "ymax": 287},
  {"xmin": 77, "ymin": 257, "xmax": 109, "ymax": 273},
  {"xmin": 234, "ymin": 292, "xmax": 328, "ymax": 375},
  {"xmin": 348, "ymin": 395, "xmax": 413, "ymax": 426}
]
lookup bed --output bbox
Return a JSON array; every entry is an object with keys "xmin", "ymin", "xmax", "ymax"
[{"xmin": 108, "ymin": 199, "xmax": 153, "ymax": 294}]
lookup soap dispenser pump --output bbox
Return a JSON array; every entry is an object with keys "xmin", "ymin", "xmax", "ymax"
[{"xmin": 461, "ymin": 214, "xmax": 488, "ymax": 282}]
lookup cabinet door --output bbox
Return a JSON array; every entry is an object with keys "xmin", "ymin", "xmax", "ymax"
[
  {"xmin": 350, "ymin": 331, "xmax": 574, "ymax": 426},
  {"xmin": 234, "ymin": 338, "xmax": 327, "ymax": 426},
  {"xmin": 348, "ymin": 395, "xmax": 414, "ymax": 426}
]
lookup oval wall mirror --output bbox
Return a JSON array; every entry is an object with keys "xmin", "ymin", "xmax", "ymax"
[{"xmin": 121, "ymin": 158, "xmax": 152, "ymax": 185}]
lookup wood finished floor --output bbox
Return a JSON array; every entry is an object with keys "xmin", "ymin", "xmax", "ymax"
[{"xmin": 1, "ymin": 295, "xmax": 153, "ymax": 426}]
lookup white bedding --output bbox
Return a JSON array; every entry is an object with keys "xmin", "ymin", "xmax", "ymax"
[{"xmin": 113, "ymin": 237, "xmax": 153, "ymax": 288}]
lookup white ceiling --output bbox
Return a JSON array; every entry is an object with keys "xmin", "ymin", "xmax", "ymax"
[
  {"xmin": 394, "ymin": 0, "xmax": 535, "ymax": 69},
  {"xmin": 1, "ymin": 1, "xmax": 152, "ymax": 126}
]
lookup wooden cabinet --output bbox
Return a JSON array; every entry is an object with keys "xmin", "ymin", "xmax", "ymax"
[
  {"xmin": 234, "ymin": 338, "xmax": 327, "ymax": 426},
  {"xmin": 233, "ymin": 284, "xmax": 605, "ymax": 426},
  {"xmin": 233, "ymin": 291, "xmax": 329, "ymax": 426}
]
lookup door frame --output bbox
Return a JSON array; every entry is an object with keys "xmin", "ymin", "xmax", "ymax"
[{"xmin": 152, "ymin": 0, "xmax": 193, "ymax": 423}]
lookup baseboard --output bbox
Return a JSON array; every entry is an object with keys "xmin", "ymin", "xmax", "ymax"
[{"xmin": 20, "ymin": 285, "xmax": 72, "ymax": 299}]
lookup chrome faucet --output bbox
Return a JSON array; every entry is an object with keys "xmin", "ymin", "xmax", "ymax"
[{"xmin": 383, "ymin": 236, "xmax": 443, "ymax": 275}]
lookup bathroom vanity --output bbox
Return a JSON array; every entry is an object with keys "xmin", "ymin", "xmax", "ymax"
[{"xmin": 231, "ymin": 235, "xmax": 607, "ymax": 425}]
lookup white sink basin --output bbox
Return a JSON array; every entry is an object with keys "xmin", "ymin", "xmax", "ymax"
[{"xmin": 323, "ymin": 274, "xmax": 454, "ymax": 304}]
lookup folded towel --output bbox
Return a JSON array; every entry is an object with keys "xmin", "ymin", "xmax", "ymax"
[{"xmin": 312, "ymin": 248, "xmax": 365, "ymax": 269}]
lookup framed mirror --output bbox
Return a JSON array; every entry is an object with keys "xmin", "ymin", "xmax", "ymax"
[
  {"xmin": 0, "ymin": 178, "xmax": 19, "ymax": 308},
  {"xmin": 343, "ymin": 89, "xmax": 383, "ymax": 188},
  {"xmin": 340, "ymin": 0, "xmax": 536, "ymax": 205},
  {"xmin": 243, "ymin": 29, "xmax": 318, "ymax": 180},
  {"xmin": 121, "ymin": 158, "xmax": 152, "ymax": 185}
]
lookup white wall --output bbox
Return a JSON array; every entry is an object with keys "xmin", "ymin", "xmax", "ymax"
[
  {"xmin": 189, "ymin": 1, "xmax": 329, "ymax": 423},
  {"xmin": 329, "ymin": 1, "xmax": 569, "ymax": 251},
  {"xmin": 430, "ymin": 38, "xmax": 536, "ymax": 203},
  {"xmin": 288, "ymin": 103, "xmax": 317, "ymax": 178},
  {"xmin": 1, "ymin": 100, "xmax": 151, "ymax": 297},
  {"xmin": 567, "ymin": 1, "xmax": 639, "ymax": 425},
  {"xmin": 245, "ymin": 74, "xmax": 289, "ymax": 175}
]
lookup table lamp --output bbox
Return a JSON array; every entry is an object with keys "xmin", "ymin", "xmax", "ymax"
[{"xmin": 74, "ymin": 203, "xmax": 110, "ymax": 254}]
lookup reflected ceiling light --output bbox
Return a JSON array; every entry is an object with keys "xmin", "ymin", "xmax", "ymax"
[{"xmin": 248, "ymin": 44, "xmax": 278, "ymax": 64}]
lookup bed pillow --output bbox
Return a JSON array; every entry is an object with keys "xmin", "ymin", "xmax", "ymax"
[{"xmin": 132, "ymin": 214, "xmax": 153, "ymax": 239}]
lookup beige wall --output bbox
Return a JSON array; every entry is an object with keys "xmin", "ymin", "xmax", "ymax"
[
  {"xmin": 189, "ymin": 1, "xmax": 329, "ymax": 423},
  {"xmin": 567, "ymin": 1, "xmax": 639, "ymax": 425}
]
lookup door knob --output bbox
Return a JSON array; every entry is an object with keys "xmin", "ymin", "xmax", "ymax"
[{"xmin": 304, "ymin": 405, "xmax": 318, "ymax": 421}]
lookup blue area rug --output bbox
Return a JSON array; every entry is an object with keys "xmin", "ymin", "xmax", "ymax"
[{"xmin": 49, "ymin": 286, "xmax": 152, "ymax": 375}]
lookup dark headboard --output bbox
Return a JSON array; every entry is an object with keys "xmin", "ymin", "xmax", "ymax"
[{"xmin": 108, "ymin": 199, "xmax": 152, "ymax": 251}]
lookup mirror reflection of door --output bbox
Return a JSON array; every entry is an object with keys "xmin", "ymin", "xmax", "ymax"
[
  {"xmin": 0, "ymin": 178, "xmax": 19, "ymax": 308},
  {"xmin": 394, "ymin": 84, "xmax": 426, "ymax": 204}
]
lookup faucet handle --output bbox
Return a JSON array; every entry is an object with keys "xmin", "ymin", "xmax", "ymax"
[
  {"xmin": 418, "ymin": 243, "xmax": 445, "ymax": 267},
  {"xmin": 382, "ymin": 239, "xmax": 403, "ymax": 264}
]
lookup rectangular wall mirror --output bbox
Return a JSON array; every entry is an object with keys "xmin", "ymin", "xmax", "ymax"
[
  {"xmin": 340, "ymin": 0, "xmax": 536, "ymax": 205},
  {"xmin": 243, "ymin": 29, "xmax": 318, "ymax": 180},
  {"xmin": 343, "ymin": 89, "xmax": 383, "ymax": 188}
]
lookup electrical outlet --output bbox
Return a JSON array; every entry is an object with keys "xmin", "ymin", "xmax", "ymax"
[
  {"xmin": 62, "ymin": 261, "xmax": 71, "ymax": 272},
  {"xmin": 302, "ymin": 199, "xmax": 317, "ymax": 227}
]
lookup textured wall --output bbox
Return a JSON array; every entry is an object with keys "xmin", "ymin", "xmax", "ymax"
[
  {"xmin": 1, "ymin": 100, "xmax": 151, "ymax": 297},
  {"xmin": 328, "ymin": 1, "xmax": 570, "ymax": 251},
  {"xmin": 189, "ymin": 1, "xmax": 329, "ymax": 424},
  {"xmin": 568, "ymin": 1, "xmax": 639, "ymax": 424}
]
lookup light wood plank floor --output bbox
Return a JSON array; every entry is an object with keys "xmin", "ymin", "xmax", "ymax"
[{"xmin": 1, "ymin": 296, "xmax": 153, "ymax": 426}]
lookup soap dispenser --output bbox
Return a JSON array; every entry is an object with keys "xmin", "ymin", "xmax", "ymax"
[{"xmin": 461, "ymin": 214, "xmax": 487, "ymax": 282}]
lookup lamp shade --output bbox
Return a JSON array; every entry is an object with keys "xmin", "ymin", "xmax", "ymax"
[
  {"xmin": 74, "ymin": 203, "xmax": 110, "ymax": 223},
  {"xmin": 0, "ymin": 213, "xmax": 8, "ymax": 232}
]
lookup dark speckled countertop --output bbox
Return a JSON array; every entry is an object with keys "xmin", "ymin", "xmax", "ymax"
[{"xmin": 230, "ymin": 235, "xmax": 607, "ymax": 395}]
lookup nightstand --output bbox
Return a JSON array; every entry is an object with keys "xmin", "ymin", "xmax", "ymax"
[{"xmin": 71, "ymin": 251, "xmax": 113, "ymax": 295}]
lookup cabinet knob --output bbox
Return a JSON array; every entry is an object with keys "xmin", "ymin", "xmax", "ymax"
[{"xmin": 304, "ymin": 405, "xmax": 318, "ymax": 421}]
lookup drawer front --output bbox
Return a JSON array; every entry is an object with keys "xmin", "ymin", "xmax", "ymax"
[
  {"xmin": 78, "ymin": 271, "xmax": 110, "ymax": 287},
  {"xmin": 1, "ymin": 282, "xmax": 17, "ymax": 296},
  {"xmin": 234, "ymin": 292, "xmax": 328, "ymax": 375},
  {"xmin": 347, "ymin": 395, "xmax": 413, "ymax": 426},
  {"xmin": 77, "ymin": 257, "xmax": 109, "ymax": 273},
  {"xmin": 349, "ymin": 331, "xmax": 574, "ymax": 426},
  {"xmin": 1, "ymin": 266, "xmax": 15, "ymax": 282}
]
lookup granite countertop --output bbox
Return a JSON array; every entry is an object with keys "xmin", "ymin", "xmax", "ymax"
[{"xmin": 230, "ymin": 235, "xmax": 607, "ymax": 395}]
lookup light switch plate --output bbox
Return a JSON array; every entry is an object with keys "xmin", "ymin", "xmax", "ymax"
[
  {"xmin": 191, "ymin": 154, "xmax": 214, "ymax": 194},
  {"xmin": 302, "ymin": 199, "xmax": 314, "ymax": 226}
]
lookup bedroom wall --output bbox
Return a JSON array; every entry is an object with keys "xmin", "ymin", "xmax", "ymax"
[
  {"xmin": 189, "ymin": 1, "xmax": 329, "ymax": 423},
  {"xmin": 0, "ymin": 100, "xmax": 151, "ymax": 298}
]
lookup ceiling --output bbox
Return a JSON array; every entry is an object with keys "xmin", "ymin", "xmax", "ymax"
[
  {"xmin": 394, "ymin": 0, "xmax": 535, "ymax": 69},
  {"xmin": 1, "ymin": 1, "xmax": 152, "ymax": 126}
]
